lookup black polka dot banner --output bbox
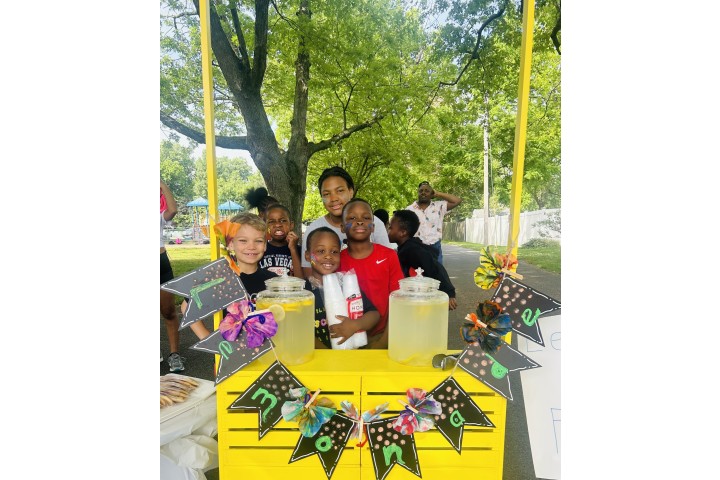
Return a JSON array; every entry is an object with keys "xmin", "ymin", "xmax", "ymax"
[
  {"xmin": 228, "ymin": 361, "xmax": 305, "ymax": 439},
  {"xmin": 491, "ymin": 277, "xmax": 560, "ymax": 346},
  {"xmin": 160, "ymin": 258, "xmax": 249, "ymax": 329},
  {"xmin": 365, "ymin": 417, "xmax": 421, "ymax": 480},
  {"xmin": 428, "ymin": 377, "xmax": 495, "ymax": 453},
  {"xmin": 288, "ymin": 413, "xmax": 355, "ymax": 479},
  {"xmin": 457, "ymin": 340, "xmax": 541, "ymax": 401},
  {"xmin": 191, "ymin": 329, "xmax": 273, "ymax": 385}
]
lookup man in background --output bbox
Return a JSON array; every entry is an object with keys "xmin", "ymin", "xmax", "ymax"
[{"xmin": 406, "ymin": 181, "xmax": 462, "ymax": 265}]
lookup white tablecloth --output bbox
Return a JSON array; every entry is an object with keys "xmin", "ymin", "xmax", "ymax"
[{"xmin": 160, "ymin": 377, "xmax": 218, "ymax": 480}]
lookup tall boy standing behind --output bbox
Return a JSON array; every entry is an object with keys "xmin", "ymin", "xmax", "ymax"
[
  {"xmin": 301, "ymin": 166, "xmax": 392, "ymax": 278},
  {"xmin": 339, "ymin": 198, "xmax": 403, "ymax": 349}
]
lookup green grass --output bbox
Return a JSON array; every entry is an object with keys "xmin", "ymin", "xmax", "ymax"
[
  {"xmin": 446, "ymin": 241, "xmax": 561, "ymax": 274},
  {"xmin": 166, "ymin": 244, "xmax": 212, "ymax": 276},
  {"xmin": 165, "ymin": 245, "xmax": 212, "ymax": 304}
]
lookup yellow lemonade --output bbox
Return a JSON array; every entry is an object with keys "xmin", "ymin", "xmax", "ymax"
[
  {"xmin": 388, "ymin": 296, "xmax": 449, "ymax": 366},
  {"xmin": 256, "ymin": 297, "xmax": 315, "ymax": 365}
]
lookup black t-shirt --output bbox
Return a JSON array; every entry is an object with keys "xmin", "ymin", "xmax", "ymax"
[
  {"xmin": 258, "ymin": 242, "xmax": 300, "ymax": 277},
  {"xmin": 240, "ymin": 268, "xmax": 278, "ymax": 304},
  {"xmin": 396, "ymin": 238, "xmax": 456, "ymax": 298}
]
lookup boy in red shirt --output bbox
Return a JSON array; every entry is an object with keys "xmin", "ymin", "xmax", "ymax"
[{"xmin": 339, "ymin": 198, "xmax": 403, "ymax": 349}]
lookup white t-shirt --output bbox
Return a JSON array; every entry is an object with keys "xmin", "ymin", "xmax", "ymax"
[{"xmin": 300, "ymin": 215, "xmax": 392, "ymax": 268}]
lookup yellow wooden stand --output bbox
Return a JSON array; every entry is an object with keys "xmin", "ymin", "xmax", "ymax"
[{"xmin": 216, "ymin": 350, "xmax": 507, "ymax": 480}]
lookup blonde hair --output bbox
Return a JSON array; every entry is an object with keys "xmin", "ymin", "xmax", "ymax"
[{"xmin": 229, "ymin": 212, "xmax": 267, "ymax": 233}]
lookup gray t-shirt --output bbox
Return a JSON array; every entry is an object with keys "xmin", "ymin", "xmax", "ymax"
[{"xmin": 300, "ymin": 215, "xmax": 392, "ymax": 268}]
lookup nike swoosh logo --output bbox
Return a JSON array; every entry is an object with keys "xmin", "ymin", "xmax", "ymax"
[{"xmin": 376, "ymin": 259, "xmax": 387, "ymax": 264}]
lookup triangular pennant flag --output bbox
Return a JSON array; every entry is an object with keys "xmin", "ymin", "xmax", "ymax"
[
  {"xmin": 457, "ymin": 340, "xmax": 541, "ymax": 401},
  {"xmin": 191, "ymin": 329, "xmax": 273, "ymax": 385},
  {"xmin": 428, "ymin": 377, "xmax": 495, "ymax": 453},
  {"xmin": 365, "ymin": 417, "xmax": 421, "ymax": 480},
  {"xmin": 288, "ymin": 413, "xmax": 355, "ymax": 479},
  {"xmin": 492, "ymin": 277, "xmax": 561, "ymax": 346},
  {"xmin": 228, "ymin": 361, "xmax": 304, "ymax": 439},
  {"xmin": 160, "ymin": 258, "xmax": 249, "ymax": 329}
]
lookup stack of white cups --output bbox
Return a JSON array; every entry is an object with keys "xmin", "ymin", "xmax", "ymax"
[
  {"xmin": 341, "ymin": 271, "xmax": 368, "ymax": 348},
  {"xmin": 322, "ymin": 272, "xmax": 367, "ymax": 349}
]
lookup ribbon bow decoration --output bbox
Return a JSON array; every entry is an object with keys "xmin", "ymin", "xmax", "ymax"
[
  {"xmin": 282, "ymin": 388, "xmax": 337, "ymax": 438},
  {"xmin": 214, "ymin": 219, "xmax": 243, "ymax": 275},
  {"xmin": 461, "ymin": 300, "xmax": 512, "ymax": 354},
  {"xmin": 391, "ymin": 388, "xmax": 442, "ymax": 435},
  {"xmin": 219, "ymin": 299, "xmax": 280, "ymax": 348},
  {"xmin": 340, "ymin": 401, "xmax": 389, "ymax": 446}
]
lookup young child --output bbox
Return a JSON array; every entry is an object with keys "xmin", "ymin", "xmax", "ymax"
[
  {"xmin": 182, "ymin": 212, "xmax": 278, "ymax": 340},
  {"xmin": 258, "ymin": 203, "xmax": 304, "ymax": 279},
  {"xmin": 388, "ymin": 209, "xmax": 458, "ymax": 310},
  {"xmin": 304, "ymin": 227, "xmax": 380, "ymax": 349},
  {"xmin": 244, "ymin": 187, "xmax": 279, "ymax": 221},
  {"xmin": 339, "ymin": 198, "xmax": 403, "ymax": 349}
]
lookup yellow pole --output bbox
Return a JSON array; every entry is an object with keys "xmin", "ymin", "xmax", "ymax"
[
  {"xmin": 199, "ymin": 0, "xmax": 220, "ymax": 262},
  {"xmin": 507, "ymin": 0, "xmax": 535, "ymax": 262},
  {"xmin": 199, "ymin": 0, "xmax": 223, "ymax": 341}
]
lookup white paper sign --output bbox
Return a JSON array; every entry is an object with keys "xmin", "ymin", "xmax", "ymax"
[{"xmin": 518, "ymin": 314, "xmax": 561, "ymax": 479}]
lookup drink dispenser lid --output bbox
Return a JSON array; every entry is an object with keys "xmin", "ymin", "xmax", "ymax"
[
  {"xmin": 264, "ymin": 269, "xmax": 305, "ymax": 291},
  {"xmin": 398, "ymin": 267, "xmax": 440, "ymax": 292}
]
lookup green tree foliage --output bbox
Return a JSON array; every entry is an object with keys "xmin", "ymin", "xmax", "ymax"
[
  {"xmin": 160, "ymin": 0, "xmax": 435, "ymax": 229},
  {"xmin": 191, "ymin": 152, "xmax": 260, "ymax": 207},
  {"xmin": 160, "ymin": 139, "xmax": 196, "ymax": 203},
  {"xmin": 161, "ymin": 0, "xmax": 561, "ymax": 226}
]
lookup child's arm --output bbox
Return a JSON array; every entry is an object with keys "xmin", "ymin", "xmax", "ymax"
[
  {"xmin": 180, "ymin": 299, "xmax": 212, "ymax": 340},
  {"xmin": 367, "ymin": 326, "xmax": 389, "ymax": 349},
  {"xmin": 329, "ymin": 311, "xmax": 380, "ymax": 345},
  {"xmin": 286, "ymin": 231, "xmax": 305, "ymax": 279}
]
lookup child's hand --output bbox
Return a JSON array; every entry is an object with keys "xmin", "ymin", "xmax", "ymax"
[
  {"xmin": 329, "ymin": 315, "xmax": 358, "ymax": 345},
  {"xmin": 286, "ymin": 230, "xmax": 299, "ymax": 246}
]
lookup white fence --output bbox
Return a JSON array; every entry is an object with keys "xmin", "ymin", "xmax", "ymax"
[{"xmin": 444, "ymin": 208, "xmax": 560, "ymax": 246}]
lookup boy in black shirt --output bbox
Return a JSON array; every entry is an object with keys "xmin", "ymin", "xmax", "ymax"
[{"xmin": 388, "ymin": 210, "xmax": 457, "ymax": 310}]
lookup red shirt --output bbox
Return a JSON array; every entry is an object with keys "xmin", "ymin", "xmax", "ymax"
[{"xmin": 340, "ymin": 244, "xmax": 404, "ymax": 336}]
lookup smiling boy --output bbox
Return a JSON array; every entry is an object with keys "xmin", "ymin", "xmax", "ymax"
[
  {"xmin": 182, "ymin": 212, "xmax": 277, "ymax": 341},
  {"xmin": 339, "ymin": 198, "xmax": 403, "ymax": 349}
]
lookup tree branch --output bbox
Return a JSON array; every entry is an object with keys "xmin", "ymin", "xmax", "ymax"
[
  {"xmin": 191, "ymin": 0, "xmax": 249, "ymax": 94},
  {"xmin": 160, "ymin": 113, "xmax": 250, "ymax": 150},
  {"xmin": 252, "ymin": 0, "xmax": 270, "ymax": 87},
  {"xmin": 230, "ymin": 6, "xmax": 252, "ymax": 70},
  {"xmin": 550, "ymin": 12, "xmax": 561, "ymax": 55},
  {"xmin": 412, "ymin": 3, "xmax": 507, "ymax": 127},
  {"xmin": 308, "ymin": 115, "xmax": 384, "ymax": 155}
]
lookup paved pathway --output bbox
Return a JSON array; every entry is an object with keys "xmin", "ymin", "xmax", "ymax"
[{"xmin": 161, "ymin": 243, "xmax": 560, "ymax": 480}]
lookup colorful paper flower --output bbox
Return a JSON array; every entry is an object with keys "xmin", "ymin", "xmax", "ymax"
[
  {"xmin": 460, "ymin": 300, "xmax": 512, "ymax": 353},
  {"xmin": 340, "ymin": 401, "xmax": 389, "ymax": 446},
  {"xmin": 213, "ymin": 220, "xmax": 243, "ymax": 274},
  {"xmin": 391, "ymin": 388, "xmax": 441, "ymax": 435},
  {"xmin": 473, "ymin": 246, "xmax": 518, "ymax": 290},
  {"xmin": 282, "ymin": 388, "xmax": 337, "ymax": 438},
  {"xmin": 219, "ymin": 299, "xmax": 278, "ymax": 348}
]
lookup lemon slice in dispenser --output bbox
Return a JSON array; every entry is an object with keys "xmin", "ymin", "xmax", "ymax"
[{"xmin": 267, "ymin": 304, "xmax": 286, "ymax": 322}]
